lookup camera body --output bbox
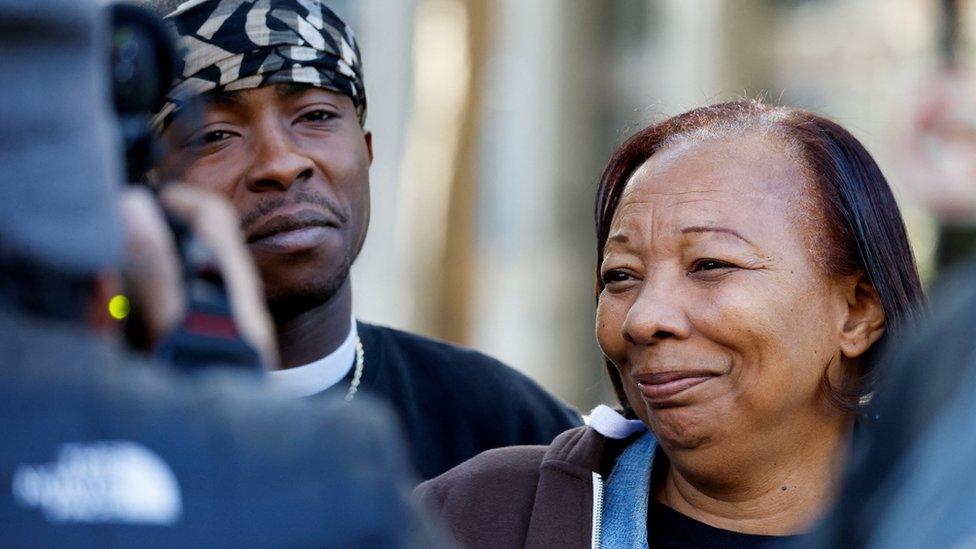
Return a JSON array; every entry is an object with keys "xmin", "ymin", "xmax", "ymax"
[
  {"xmin": 108, "ymin": 3, "xmax": 263, "ymax": 373},
  {"xmin": 109, "ymin": 3, "xmax": 175, "ymax": 184}
]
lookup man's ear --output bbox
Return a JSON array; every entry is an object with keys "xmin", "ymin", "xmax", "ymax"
[
  {"xmin": 839, "ymin": 274, "xmax": 886, "ymax": 359},
  {"xmin": 363, "ymin": 130, "xmax": 374, "ymax": 165}
]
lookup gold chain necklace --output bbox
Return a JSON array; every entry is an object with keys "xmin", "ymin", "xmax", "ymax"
[{"xmin": 344, "ymin": 335, "xmax": 364, "ymax": 402}]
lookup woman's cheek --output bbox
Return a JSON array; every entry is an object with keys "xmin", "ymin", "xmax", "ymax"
[
  {"xmin": 709, "ymin": 278, "xmax": 783, "ymax": 329},
  {"xmin": 596, "ymin": 295, "xmax": 627, "ymax": 359}
]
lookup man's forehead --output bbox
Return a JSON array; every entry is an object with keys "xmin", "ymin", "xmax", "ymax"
[
  {"xmin": 188, "ymin": 83, "xmax": 350, "ymax": 111},
  {"xmin": 207, "ymin": 83, "xmax": 328, "ymax": 104}
]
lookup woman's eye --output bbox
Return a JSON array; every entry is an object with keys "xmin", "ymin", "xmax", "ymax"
[
  {"xmin": 601, "ymin": 270, "xmax": 632, "ymax": 285},
  {"xmin": 690, "ymin": 259, "xmax": 734, "ymax": 272}
]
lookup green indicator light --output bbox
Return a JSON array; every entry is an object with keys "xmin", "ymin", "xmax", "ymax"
[{"xmin": 108, "ymin": 294, "xmax": 131, "ymax": 320}]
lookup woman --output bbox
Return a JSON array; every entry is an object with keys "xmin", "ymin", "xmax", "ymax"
[{"xmin": 415, "ymin": 100, "xmax": 926, "ymax": 548}]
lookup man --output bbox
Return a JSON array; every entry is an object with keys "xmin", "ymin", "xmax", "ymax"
[
  {"xmin": 149, "ymin": 0, "xmax": 581, "ymax": 480},
  {"xmin": 0, "ymin": 0, "xmax": 443, "ymax": 546}
]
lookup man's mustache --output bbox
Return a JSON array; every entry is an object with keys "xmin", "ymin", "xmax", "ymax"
[{"xmin": 240, "ymin": 191, "xmax": 350, "ymax": 230}]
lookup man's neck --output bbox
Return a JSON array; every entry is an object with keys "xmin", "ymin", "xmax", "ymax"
[{"xmin": 273, "ymin": 282, "xmax": 353, "ymax": 370}]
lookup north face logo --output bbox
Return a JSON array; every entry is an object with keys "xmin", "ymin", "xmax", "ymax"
[{"xmin": 11, "ymin": 441, "xmax": 182, "ymax": 525}]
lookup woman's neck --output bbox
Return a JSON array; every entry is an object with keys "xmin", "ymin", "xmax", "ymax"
[{"xmin": 655, "ymin": 418, "xmax": 852, "ymax": 536}]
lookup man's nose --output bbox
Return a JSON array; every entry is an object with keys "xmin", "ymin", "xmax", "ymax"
[
  {"xmin": 245, "ymin": 122, "xmax": 315, "ymax": 192},
  {"xmin": 621, "ymin": 277, "xmax": 692, "ymax": 345}
]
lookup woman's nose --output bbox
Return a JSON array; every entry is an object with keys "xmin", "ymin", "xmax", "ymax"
[
  {"xmin": 621, "ymin": 280, "xmax": 692, "ymax": 345},
  {"xmin": 244, "ymin": 123, "xmax": 315, "ymax": 192}
]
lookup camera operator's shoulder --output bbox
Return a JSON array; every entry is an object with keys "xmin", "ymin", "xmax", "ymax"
[
  {"xmin": 86, "ymin": 335, "xmax": 413, "ymax": 503},
  {"xmin": 190, "ymin": 369, "xmax": 407, "ymax": 464},
  {"xmin": 0, "ymin": 315, "xmax": 419, "ymax": 545},
  {"xmin": 112, "ymin": 358, "xmax": 406, "ymax": 470},
  {"xmin": 0, "ymin": 309, "xmax": 403, "ymax": 474}
]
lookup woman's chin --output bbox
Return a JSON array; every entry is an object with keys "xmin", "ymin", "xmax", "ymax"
[{"xmin": 644, "ymin": 404, "xmax": 719, "ymax": 451}]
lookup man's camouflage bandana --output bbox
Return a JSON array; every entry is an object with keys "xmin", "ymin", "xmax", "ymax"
[{"xmin": 151, "ymin": 0, "xmax": 366, "ymax": 133}]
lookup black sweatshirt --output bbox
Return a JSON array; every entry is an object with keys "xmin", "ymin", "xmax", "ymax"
[{"xmin": 323, "ymin": 321, "xmax": 583, "ymax": 480}]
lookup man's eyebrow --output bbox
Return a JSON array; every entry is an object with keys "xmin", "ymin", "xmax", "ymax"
[
  {"xmin": 681, "ymin": 226, "xmax": 754, "ymax": 245},
  {"xmin": 275, "ymin": 83, "xmax": 317, "ymax": 101},
  {"xmin": 192, "ymin": 84, "xmax": 314, "ymax": 110},
  {"xmin": 208, "ymin": 90, "xmax": 244, "ymax": 108},
  {"xmin": 165, "ymin": 91, "xmax": 241, "ymax": 129}
]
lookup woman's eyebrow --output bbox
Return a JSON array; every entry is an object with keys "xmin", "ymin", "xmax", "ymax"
[
  {"xmin": 607, "ymin": 233, "xmax": 630, "ymax": 245},
  {"xmin": 681, "ymin": 226, "xmax": 754, "ymax": 246}
]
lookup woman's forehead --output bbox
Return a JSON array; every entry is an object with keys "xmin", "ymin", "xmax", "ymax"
[
  {"xmin": 625, "ymin": 133, "xmax": 806, "ymax": 203},
  {"xmin": 609, "ymin": 134, "xmax": 815, "ymax": 244}
]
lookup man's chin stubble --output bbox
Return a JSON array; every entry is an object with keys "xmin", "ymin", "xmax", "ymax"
[{"xmin": 265, "ymin": 253, "xmax": 353, "ymax": 322}]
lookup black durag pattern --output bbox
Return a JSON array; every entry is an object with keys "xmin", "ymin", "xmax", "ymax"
[{"xmin": 152, "ymin": 0, "xmax": 366, "ymax": 132}]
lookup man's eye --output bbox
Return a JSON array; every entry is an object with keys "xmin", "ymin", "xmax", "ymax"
[
  {"xmin": 187, "ymin": 130, "xmax": 233, "ymax": 148},
  {"xmin": 300, "ymin": 109, "xmax": 337, "ymax": 123},
  {"xmin": 690, "ymin": 259, "xmax": 733, "ymax": 272}
]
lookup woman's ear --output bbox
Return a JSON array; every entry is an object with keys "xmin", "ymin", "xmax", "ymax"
[{"xmin": 839, "ymin": 275, "xmax": 885, "ymax": 359}]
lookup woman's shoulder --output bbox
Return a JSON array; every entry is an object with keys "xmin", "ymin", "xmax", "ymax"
[
  {"xmin": 414, "ymin": 442, "xmax": 549, "ymax": 508},
  {"xmin": 415, "ymin": 424, "xmax": 602, "ymax": 506},
  {"xmin": 422, "ymin": 425, "xmax": 594, "ymax": 492},
  {"xmin": 412, "ymin": 443, "xmax": 548, "ymax": 547},
  {"xmin": 414, "ymin": 427, "xmax": 603, "ymax": 547},
  {"xmin": 414, "ymin": 426, "xmax": 597, "ymax": 547}
]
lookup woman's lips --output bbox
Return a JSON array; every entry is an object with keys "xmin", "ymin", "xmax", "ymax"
[{"xmin": 634, "ymin": 371, "xmax": 719, "ymax": 403}]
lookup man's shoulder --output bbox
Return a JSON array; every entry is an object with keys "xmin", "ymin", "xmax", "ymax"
[
  {"xmin": 358, "ymin": 321, "xmax": 543, "ymax": 389},
  {"xmin": 359, "ymin": 321, "xmax": 505, "ymax": 367},
  {"xmin": 358, "ymin": 320, "xmax": 581, "ymax": 424}
]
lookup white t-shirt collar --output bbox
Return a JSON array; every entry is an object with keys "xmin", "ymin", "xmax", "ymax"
[{"xmin": 267, "ymin": 316, "xmax": 357, "ymax": 398}]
